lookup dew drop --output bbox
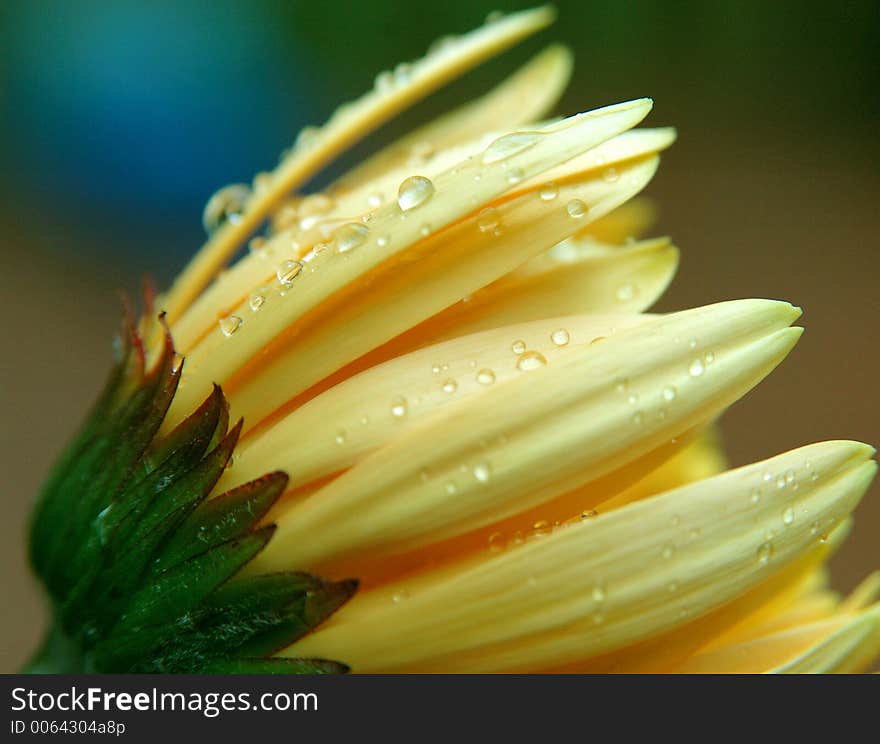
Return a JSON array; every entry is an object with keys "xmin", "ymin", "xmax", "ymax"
[
  {"xmin": 481, "ymin": 131, "xmax": 541, "ymax": 165},
  {"xmin": 276, "ymin": 259, "xmax": 303, "ymax": 286},
  {"xmin": 218, "ymin": 315, "xmax": 242, "ymax": 337},
  {"xmin": 511, "ymin": 339, "xmax": 527, "ymax": 354},
  {"xmin": 377, "ymin": 235, "xmax": 390, "ymax": 248},
  {"xmin": 203, "ymin": 184, "xmax": 251, "ymax": 234},
  {"xmin": 477, "ymin": 207, "xmax": 501, "ymax": 233},
  {"xmin": 444, "ymin": 481, "xmax": 458, "ymax": 495},
  {"xmin": 539, "ymin": 182, "xmax": 558, "ymax": 201},
  {"xmin": 602, "ymin": 166, "xmax": 619, "ymax": 183},
  {"xmin": 488, "ymin": 532, "xmax": 505, "ymax": 552},
  {"xmin": 334, "ymin": 429, "xmax": 347, "ymax": 445},
  {"xmin": 616, "ymin": 283, "xmax": 635, "ymax": 302},
  {"xmin": 441, "ymin": 379, "xmax": 458, "ymax": 394},
  {"xmin": 782, "ymin": 506, "xmax": 794, "ymax": 525},
  {"xmin": 390, "ymin": 395, "xmax": 408, "ymax": 419},
  {"xmin": 393, "ymin": 62, "xmax": 413, "ymax": 85},
  {"xmin": 506, "ymin": 167, "xmax": 524, "ymax": 185},
  {"xmin": 750, "ymin": 489, "xmax": 761, "ymax": 504},
  {"xmin": 592, "ymin": 583, "xmax": 607, "ymax": 603},
  {"xmin": 757, "ymin": 541, "xmax": 773, "ymax": 565},
  {"xmin": 550, "ymin": 328, "xmax": 570, "ymax": 346},
  {"xmin": 295, "ymin": 126, "xmax": 320, "ymax": 150},
  {"xmin": 367, "ymin": 192, "xmax": 383, "ymax": 208},
  {"xmin": 663, "ymin": 385, "xmax": 677, "ymax": 401},
  {"xmin": 704, "ymin": 351, "xmax": 716, "ymax": 365},
  {"xmin": 516, "ymin": 351, "xmax": 548, "ymax": 371},
  {"xmin": 248, "ymin": 293, "xmax": 266, "ymax": 312},
  {"xmin": 566, "ymin": 199, "xmax": 588, "ymax": 218},
  {"xmin": 476, "ymin": 368, "xmax": 496, "ymax": 385},
  {"xmin": 473, "ymin": 461, "xmax": 492, "ymax": 483},
  {"xmin": 374, "ymin": 69, "xmax": 394, "ymax": 93},
  {"xmin": 397, "ymin": 175, "xmax": 435, "ymax": 211},
  {"xmin": 334, "ymin": 222, "xmax": 370, "ymax": 254},
  {"xmin": 688, "ymin": 358, "xmax": 705, "ymax": 377}
]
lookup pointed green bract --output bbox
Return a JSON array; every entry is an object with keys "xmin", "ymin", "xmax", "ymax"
[{"xmin": 26, "ymin": 315, "xmax": 356, "ymax": 674}]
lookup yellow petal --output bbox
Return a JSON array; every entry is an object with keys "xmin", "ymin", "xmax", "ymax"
[
  {"xmin": 329, "ymin": 43, "xmax": 573, "ymax": 196},
  {"xmin": 168, "ymin": 126, "xmax": 672, "ymax": 358},
  {"xmin": 161, "ymin": 6, "xmax": 558, "ymax": 322},
  {"xmin": 677, "ymin": 606, "xmax": 880, "ymax": 674},
  {"xmin": 216, "ymin": 314, "xmax": 652, "ymax": 495},
  {"xmin": 251, "ymin": 299, "xmax": 802, "ymax": 575},
  {"xmin": 399, "ymin": 236, "xmax": 678, "ymax": 346},
  {"xmin": 166, "ymin": 105, "xmax": 656, "ymax": 430},
  {"xmin": 287, "ymin": 440, "xmax": 875, "ymax": 672}
]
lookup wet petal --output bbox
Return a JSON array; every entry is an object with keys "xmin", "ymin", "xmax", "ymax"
[
  {"xmin": 287, "ymin": 440, "xmax": 875, "ymax": 672},
  {"xmin": 162, "ymin": 6, "xmax": 558, "ymax": 321},
  {"xmin": 251, "ymin": 299, "xmax": 803, "ymax": 574}
]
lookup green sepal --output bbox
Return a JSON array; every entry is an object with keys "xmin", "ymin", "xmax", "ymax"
[{"xmin": 25, "ymin": 314, "xmax": 356, "ymax": 674}]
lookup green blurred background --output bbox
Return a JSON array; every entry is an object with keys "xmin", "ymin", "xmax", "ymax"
[{"xmin": 2, "ymin": 0, "xmax": 878, "ymax": 671}]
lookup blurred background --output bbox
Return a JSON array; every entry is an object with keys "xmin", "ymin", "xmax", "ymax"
[{"xmin": 1, "ymin": 0, "xmax": 878, "ymax": 671}]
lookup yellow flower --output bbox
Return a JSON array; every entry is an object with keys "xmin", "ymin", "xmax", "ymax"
[{"xmin": 149, "ymin": 7, "xmax": 877, "ymax": 672}]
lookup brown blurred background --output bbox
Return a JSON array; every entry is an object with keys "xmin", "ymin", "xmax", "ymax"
[{"xmin": 1, "ymin": 0, "xmax": 878, "ymax": 671}]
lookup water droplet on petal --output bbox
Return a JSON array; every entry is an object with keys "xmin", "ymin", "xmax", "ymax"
[
  {"xmin": 757, "ymin": 542, "xmax": 773, "ymax": 565},
  {"xmin": 477, "ymin": 207, "xmax": 500, "ymax": 233},
  {"xmin": 516, "ymin": 351, "xmax": 547, "ymax": 371},
  {"xmin": 566, "ymin": 199, "xmax": 588, "ymax": 218},
  {"xmin": 334, "ymin": 222, "xmax": 370, "ymax": 253},
  {"xmin": 367, "ymin": 192, "xmax": 383, "ymax": 208},
  {"xmin": 476, "ymin": 368, "xmax": 496, "ymax": 385},
  {"xmin": 276, "ymin": 259, "xmax": 304, "ymax": 286},
  {"xmin": 203, "ymin": 184, "xmax": 251, "ymax": 235},
  {"xmin": 782, "ymin": 506, "xmax": 794, "ymax": 525},
  {"xmin": 473, "ymin": 462, "xmax": 491, "ymax": 483},
  {"xmin": 551, "ymin": 328, "xmax": 570, "ymax": 346},
  {"xmin": 511, "ymin": 339, "xmax": 527, "ymax": 354},
  {"xmin": 506, "ymin": 167, "xmax": 524, "ymax": 185},
  {"xmin": 397, "ymin": 175, "xmax": 434, "ymax": 211},
  {"xmin": 481, "ymin": 131, "xmax": 541, "ymax": 165},
  {"xmin": 688, "ymin": 359, "xmax": 705, "ymax": 377},
  {"xmin": 602, "ymin": 166, "xmax": 619, "ymax": 183},
  {"xmin": 218, "ymin": 315, "xmax": 242, "ymax": 337},
  {"xmin": 248, "ymin": 292, "xmax": 266, "ymax": 312},
  {"xmin": 539, "ymin": 182, "xmax": 558, "ymax": 201},
  {"xmin": 295, "ymin": 126, "xmax": 320, "ymax": 150},
  {"xmin": 592, "ymin": 583, "xmax": 607, "ymax": 603},
  {"xmin": 374, "ymin": 69, "xmax": 394, "ymax": 93},
  {"xmin": 334, "ymin": 429, "xmax": 347, "ymax": 445},
  {"xmin": 442, "ymin": 379, "xmax": 458, "ymax": 394},
  {"xmin": 616, "ymin": 283, "xmax": 635, "ymax": 302},
  {"xmin": 488, "ymin": 532, "xmax": 505, "ymax": 552},
  {"xmin": 377, "ymin": 234, "xmax": 390, "ymax": 248},
  {"xmin": 663, "ymin": 385, "xmax": 677, "ymax": 401},
  {"xmin": 390, "ymin": 395, "xmax": 408, "ymax": 419}
]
